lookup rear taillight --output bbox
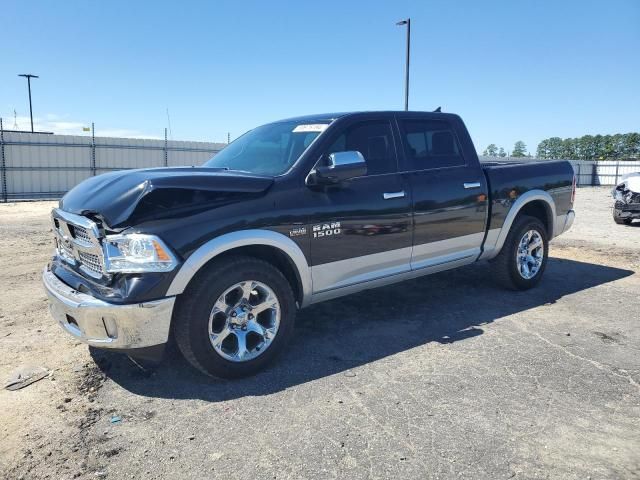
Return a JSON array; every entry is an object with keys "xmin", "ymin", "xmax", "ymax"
[{"xmin": 571, "ymin": 174, "xmax": 576, "ymax": 205}]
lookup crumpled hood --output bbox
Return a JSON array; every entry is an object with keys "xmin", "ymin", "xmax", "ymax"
[
  {"xmin": 619, "ymin": 173, "xmax": 640, "ymax": 193},
  {"xmin": 60, "ymin": 167, "xmax": 274, "ymax": 228}
]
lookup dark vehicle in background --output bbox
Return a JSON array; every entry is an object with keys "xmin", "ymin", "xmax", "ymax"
[
  {"xmin": 43, "ymin": 111, "xmax": 576, "ymax": 378},
  {"xmin": 613, "ymin": 173, "xmax": 640, "ymax": 225}
]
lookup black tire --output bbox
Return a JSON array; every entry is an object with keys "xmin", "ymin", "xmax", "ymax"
[
  {"xmin": 173, "ymin": 256, "xmax": 296, "ymax": 379},
  {"xmin": 613, "ymin": 207, "xmax": 631, "ymax": 225},
  {"xmin": 491, "ymin": 215, "xmax": 549, "ymax": 290}
]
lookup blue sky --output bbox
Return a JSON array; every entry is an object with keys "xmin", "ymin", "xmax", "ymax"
[{"xmin": 1, "ymin": 0, "xmax": 639, "ymax": 153}]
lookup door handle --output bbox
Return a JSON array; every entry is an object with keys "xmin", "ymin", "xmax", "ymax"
[
  {"xmin": 383, "ymin": 191, "xmax": 405, "ymax": 200},
  {"xmin": 463, "ymin": 182, "xmax": 481, "ymax": 189}
]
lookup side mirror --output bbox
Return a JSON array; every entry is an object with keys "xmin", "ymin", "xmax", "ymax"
[{"xmin": 314, "ymin": 151, "xmax": 367, "ymax": 184}]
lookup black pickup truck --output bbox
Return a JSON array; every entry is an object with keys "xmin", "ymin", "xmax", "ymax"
[{"xmin": 44, "ymin": 111, "xmax": 575, "ymax": 378}]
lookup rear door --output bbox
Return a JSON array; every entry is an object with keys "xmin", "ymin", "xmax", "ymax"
[
  {"xmin": 307, "ymin": 117, "xmax": 413, "ymax": 293},
  {"xmin": 396, "ymin": 115, "xmax": 488, "ymax": 270}
]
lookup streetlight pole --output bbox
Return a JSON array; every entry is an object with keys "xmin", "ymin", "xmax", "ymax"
[
  {"xmin": 18, "ymin": 74, "xmax": 39, "ymax": 132},
  {"xmin": 396, "ymin": 18, "xmax": 411, "ymax": 111}
]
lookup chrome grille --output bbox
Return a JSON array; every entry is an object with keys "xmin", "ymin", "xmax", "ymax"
[
  {"xmin": 59, "ymin": 238, "xmax": 75, "ymax": 261},
  {"xmin": 51, "ymin": 209, "xmax": 105, "ymax": 278},
  {"xmin": 78, "ymin": 252, "xmax": 103, "ymax": 275},
  {"xmin": 71, "ymin": 225, "xmax": 92, "ymax": 244}
]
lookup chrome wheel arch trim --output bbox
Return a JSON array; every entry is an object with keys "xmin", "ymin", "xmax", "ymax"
[
  {"xmin": 165, "ymin": 229, "xmax": 313, "ymax": 307},
  {"xmin": 479, "ymin": 189, "xmax": 556, "ymax": 261}
]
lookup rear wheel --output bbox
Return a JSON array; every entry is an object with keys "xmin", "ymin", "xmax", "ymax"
[
  {"xmin": 492, "ymin": 215, "xmax": 548, "ymax": 290},
  {"xmin": 173, "ymin": 256, "xmax": 296, "ymax": 378}
]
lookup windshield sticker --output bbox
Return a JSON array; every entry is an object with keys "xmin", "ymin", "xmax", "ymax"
[{"xmin": 292, "ymin": 124, "xmax": 328, "ymax": 133}]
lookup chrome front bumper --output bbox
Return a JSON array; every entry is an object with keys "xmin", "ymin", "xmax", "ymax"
[{"xmin": 43, "ymin": 268, "xmax": 175, "ymax": 349}]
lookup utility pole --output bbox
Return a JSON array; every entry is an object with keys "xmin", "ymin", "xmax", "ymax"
[
  {"xmin": 396, "ymin": 19, "xmax": 411, "ymax": 111},
  {"xmin": 18, "ymin": 74, "xmax": 39, "ymax": 132}
]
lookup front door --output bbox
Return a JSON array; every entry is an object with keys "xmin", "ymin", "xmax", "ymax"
[{"xmin": 306, "ymin": 119, "xmax": 413, "ymax": 293}]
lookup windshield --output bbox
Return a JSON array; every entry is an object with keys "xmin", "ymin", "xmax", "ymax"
[{"xmin": 205, "ymin": 120, "xmax": 330, "ymax": 176}]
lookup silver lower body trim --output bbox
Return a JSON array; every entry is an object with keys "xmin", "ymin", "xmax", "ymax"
[
  {"xmin": 43, "ymin": 268, "xmax": 175, "ymax": 349},
  {"xmin": 310, "ymin": 231, "xmax": 485, "ymax": 304},
  {"xmin": 555, "ymin": 210, "xmax": 575, "ymax": 236},
  {"xmin": 310, "ymin": 252, "xmax": 476, "ymax": 304},
  {"xmin": 312, "ymin": 247, "xmax": 412, "ymax": 293},
  {"xmin": 478, "ymin": 228, "xmax": 501, "ymax": 260},
  {"xmin": 312, "ymin": 231, "xmax": 486, "ymax": 294},
  {"xmin": 410, "ymin": 232, "xmax": 484, "ymax": 270}
]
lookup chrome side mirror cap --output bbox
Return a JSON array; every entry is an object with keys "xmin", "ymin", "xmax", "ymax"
[{"xmin": 313, "ymin": 151, "xmax": 367, "ymax": 184}]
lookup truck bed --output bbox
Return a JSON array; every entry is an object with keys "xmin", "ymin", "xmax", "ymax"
[{"xmin": 481, "ymin": 160, "xmax": 575, "ymax": 237}]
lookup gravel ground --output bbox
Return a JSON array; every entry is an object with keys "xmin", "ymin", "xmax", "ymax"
[{"xmin": 0, "ymin": 187, "xmax": 639, "ymax": 480}]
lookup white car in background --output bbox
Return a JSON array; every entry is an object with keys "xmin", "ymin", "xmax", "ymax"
[{"xmin": 612, "ymin": 173, "xmax": 640, "ymax": 225}]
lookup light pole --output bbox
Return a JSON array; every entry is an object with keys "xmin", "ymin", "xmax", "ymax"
[
  {"xmin": 396, "ymin": 18, "xmax": 411, "ymax": 111},
  {"xmin": 18, "ymin": 74, "xmax": 39, "ymax": 132}
]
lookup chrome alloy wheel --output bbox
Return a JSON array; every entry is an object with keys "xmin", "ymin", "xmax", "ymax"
[
  {"xmin": 208, "ymin": 281, "xmax": 280, "ymax": 362},
  {"xmin": 516, "ymin": 230, "xmax": 544, "ymax": 280}
]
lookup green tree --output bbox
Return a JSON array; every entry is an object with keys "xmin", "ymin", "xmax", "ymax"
[
  {"xmin": 604, "ymin": 136, "xmax": 614, "ymax": 158},
  {"xmin": 593, "ymin": 135, "xmax": 605, "ymax": 159},
  {"xmin": 512, "ymin": 141, "xmax": 527, "ymax": 157},
  {"xmin": 611, "ymin": 134, "xmax": 624, "ymax": 159},
  {"xmin": 561, "ymin": 138, "xmax": 578, "ymax": 159},
  {"xmin": 498, "ymin": 147, "xmax": 507, "ymax": 158},
  {"xmin": 536, "ymin": 139, "xmax": 549, "ymax": 158},
  {"xmin": 577, "ymin": 135, "xmax": 595, "ymax": 160},
  {"xmin": 482, "ymin": 144, "xmax": 498, "ymax": 157},
  {"xmin": 546, "ymin": 137, "xmax": 564, "ymax": 159},
  {"xmin": 623, "ymin": 133, "xmax": 640, "ymax": 158}
]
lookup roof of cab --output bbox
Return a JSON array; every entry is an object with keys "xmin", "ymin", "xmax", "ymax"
[
  {"xmin": 274, "ymin": 113, "xmax": 350, "ymax": 123},
  {"xmin": 275, "ymin": 110, "xmax": 455, "ymax": 124}
]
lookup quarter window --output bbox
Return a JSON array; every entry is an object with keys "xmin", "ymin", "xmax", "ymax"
[{"xmin": 401, "ymin": 120, "xmax": 465, "ymax": 170}]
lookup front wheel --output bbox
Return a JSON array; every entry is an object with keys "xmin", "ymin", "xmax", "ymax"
[
  {"xmin": 491, "ymin": 215, "xmax": 549, "ymax": 290},
  {"xmin": 173, "ymin": 256, "xmax": 296, "ymax": 379}
]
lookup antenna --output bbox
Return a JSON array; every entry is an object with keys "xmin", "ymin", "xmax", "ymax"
[
  {"xmin": 13, "ymin": 110, "xmax": 18, "ymax": 129},
  {"xmin": 433, "ymin": 106, "xmax": 442, "ymax": 113}
]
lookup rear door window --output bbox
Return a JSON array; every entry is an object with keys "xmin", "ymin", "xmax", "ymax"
[{"xmin": 400, "ymin": 120, "xmax": 466, "ymax": 170}]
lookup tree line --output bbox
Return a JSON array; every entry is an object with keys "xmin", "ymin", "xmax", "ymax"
[
  {"xmin": 483, "ymin": 132, "xmax": 640, "ymax": 160},
  {"xmin": 536, "ymin": 133, "xmax": 640, "ymax": 160},
  {"xmin": 482, "ymin": 141, "xmax": 528, "ymax": 158}
]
